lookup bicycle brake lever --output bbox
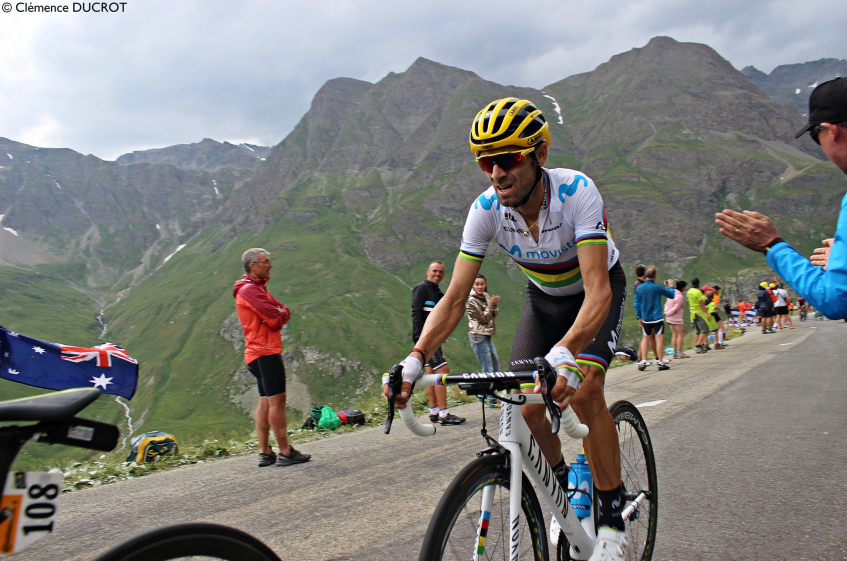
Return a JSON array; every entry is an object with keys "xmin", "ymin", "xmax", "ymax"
[
  {"xmin": 384, "ymin": 363, "xmax": 403, "ymax": 434},
  {"xmin": 534, "ymin": 357, "xmax": 561, "ymax": 435}
]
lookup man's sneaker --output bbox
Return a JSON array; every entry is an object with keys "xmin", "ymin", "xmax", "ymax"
[
  {"xmin": 657, "ymin": 361, "xmax": 669, "ymax": 371},
  {"xmin": 439, "ymin": 413, "xmax": 466, "ymax": 426},
  {"xmin": 588, "ymin": 527, "xmax": 629, "ymax": 561},
  {"xmin": 676, "ymin": 352, "xmax": 690, "ymax": 358},
  {"xmin": 695, "ymin": 345, "xmax": 706, "ymax": 354},
  {"xmin": 429, "ymin": 414, "xmax": 439, "ymax": 423},
  {"xmin": 714, "ymin": 344, "xmax": 726, "ymax": 350},
  {"xmin": 636, "ymin": 360, "xmax": 647, "ymax": 371},
  {"xmin": 789, "ymin": 325, "xmax": 796, "ymax": 329},
  {"xmin": 258, "ymin": 451, "xmax": 277, "ymax": 467},
  {"xmin": 276, "ymin": 447, "xmax": 311, "ymax": 466}
]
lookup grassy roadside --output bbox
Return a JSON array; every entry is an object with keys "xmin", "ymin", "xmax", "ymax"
[{"xmin": 53, "ymin": 328, "xmax": 748, "ymax": 492}]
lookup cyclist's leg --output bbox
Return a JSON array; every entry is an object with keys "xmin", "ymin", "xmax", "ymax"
[
  {"xmin": 510, "ymin": 283, "xmax": 572, "ymax": 467},
  {"xmin": 570, "ymin": 261, "xmax": 627, "ymax": 534},
  {"xmin": 570, "ymin": 367, "xmax": 620, "ymax": 490}
]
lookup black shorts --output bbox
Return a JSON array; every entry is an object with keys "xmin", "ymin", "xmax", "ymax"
[
  {"xmin": 425, "ymin": 348, "xmax": 447, "ymax": 371},
  {"xmin": 641, "ymin": 320, "xmax": 664, "ymax": 336},
  {"xmin": 510, "ymin": 260, "xmax": 626, "ymax": 377},
  {"xmin": 712, "ymin": 312, "xmax": 722, "ymax": 322},
  {"xmin": 774, "ymin": 305, "xmax": 789, "ymax": 315},
  {"xmin": 247, "ymin": 354, "xmax": 287, "ymax": 397},
  {"xmin": 760, "ymin": 307, "xmax": 775, "ymax": 318}
]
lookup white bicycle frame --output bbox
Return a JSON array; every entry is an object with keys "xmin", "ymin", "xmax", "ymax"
[{"xmin": 400, "ymin": 372, "xmax": 599, "ymax": 560}]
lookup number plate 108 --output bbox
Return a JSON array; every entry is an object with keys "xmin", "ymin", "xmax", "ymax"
[{"xmin": 1, "ymin": 471, "xmax": 62, "ymax": 555}]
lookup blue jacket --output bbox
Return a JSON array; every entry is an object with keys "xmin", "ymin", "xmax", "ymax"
[
  {"xmin": 634, "ymin": 279, "xmax": 675, "ymax": 322},
  {"xmin": 766, "ymin": 189, "xmax": 847, "ymax": 320}
]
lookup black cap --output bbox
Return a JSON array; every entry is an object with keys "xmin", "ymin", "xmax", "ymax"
[{"xmin": 795, "ymin": 77, "xmax": 847, "ymax": 139}]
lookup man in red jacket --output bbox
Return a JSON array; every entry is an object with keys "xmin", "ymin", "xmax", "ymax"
[{"xmin": 234, "ymin": 248, "xmax": 311, "ymax": 467}]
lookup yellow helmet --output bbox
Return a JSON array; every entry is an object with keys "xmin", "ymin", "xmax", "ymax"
[
  {"xmin": 769, "ymin": 283, "xmax": 776, "ymax": 288},
  {"xmin": 760, "ymin": 282, "xmax": 768, "ymax": 288},
  {"xmin": 469, "ymin": 98, "xmax": 551, "ymax": 157}
]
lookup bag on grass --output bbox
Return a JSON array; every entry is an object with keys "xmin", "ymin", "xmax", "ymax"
[
  {"xmin": 317, "ymin": 406, "xmax": 341, "ymax": 430},
  {"xmin": 337, "ymin": 408, "xmax": 366, "ymax": 426},
  {"xmin": 126, "ymin": 431, "xmax": 179, "ymax": 463},
  {"xmin": 301, "ymin": 404, "xmax": 341, "ymax": 430}
]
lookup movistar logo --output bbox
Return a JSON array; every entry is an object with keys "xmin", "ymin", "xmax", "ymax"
[
  {"xmin": 498, "ymin": 244, "xmax": 522, "ymax": 258},
  {"xmin": 474, "ymin": 192, "xmax": 501, "ymax": 211},
  {"xmin": 558, "ymin": 174, "xmax": 589, "ymax": 201},
  {"xmin": 525, "ymin": 237, "xmax": 577, "ymax": 260}
]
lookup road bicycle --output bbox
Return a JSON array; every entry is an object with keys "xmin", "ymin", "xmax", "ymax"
[
  {"xmin": 0, "ymin": 387, "xmax": 281, "ymax": 560},
  {"xmin": 385, "ymin": 358, "xmax": 657, "ymax": 560}
]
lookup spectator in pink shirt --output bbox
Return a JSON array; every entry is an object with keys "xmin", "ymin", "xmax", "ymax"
[{"xmin": 664, "ymin": 279, "xmax": 689, "ymax": 359}]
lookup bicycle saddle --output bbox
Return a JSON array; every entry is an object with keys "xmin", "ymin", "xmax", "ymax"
[{"xmin": 0, "ymin": 388, "xmax": 101, "ymax": 422}]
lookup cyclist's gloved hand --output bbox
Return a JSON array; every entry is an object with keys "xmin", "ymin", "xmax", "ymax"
[
  {"xmin": 544, "ymin": 346, "xmax": 584, "ymax": 391},
  {"xmin": 399, "ymin": 355, "xmax": 423, "ymax": 385},
  {"xmin": 382, "ymin": 355, "xmax": 422, "ymax": 409}
]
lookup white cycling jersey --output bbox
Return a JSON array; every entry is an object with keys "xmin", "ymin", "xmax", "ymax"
[{"xmin": 459, "ymin": 168, "xmax": 619, "ymax": 297}]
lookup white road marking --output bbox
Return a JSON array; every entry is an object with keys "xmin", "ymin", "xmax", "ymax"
[{"xmin": 635, "ymin": 399, "xmax": 666, "ymax": 408}]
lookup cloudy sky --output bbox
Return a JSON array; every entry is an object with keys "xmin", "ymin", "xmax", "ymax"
[{"xmin": 1, "ymin": 0, "xmax": 845, "ymax": 160}]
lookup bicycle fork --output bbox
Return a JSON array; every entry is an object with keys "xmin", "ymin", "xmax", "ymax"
[{"xmin": 498, "ymin": 401, "xmax": 595, "ymax": 560}]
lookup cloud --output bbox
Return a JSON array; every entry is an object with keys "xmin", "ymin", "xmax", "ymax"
[
  {"xmin": 0, "ymin": 0, "xmax": 844, "ymax": 160},
  {"xmin": 19, "ymin": 115, "xmax": 62, "ymax": 147}
]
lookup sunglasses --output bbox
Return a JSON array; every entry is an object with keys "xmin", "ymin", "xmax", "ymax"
[
  {"xmin": 476, "ymin": 147, "xmax": 535, "ymax": 174},
  {"xmin": 811, "ymin": 125, "xmax": 823, "ymax": 145}
]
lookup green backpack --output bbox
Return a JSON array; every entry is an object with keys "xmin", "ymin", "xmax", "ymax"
[{"xmin": 305, "ymin": 404, "xmax": 341, "ymax": 430}]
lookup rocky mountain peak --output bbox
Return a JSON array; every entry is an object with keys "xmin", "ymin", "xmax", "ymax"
[
  {"xmin": 743, "ymin": 58, "xmax": 847, "ymax": 115},
  {"xmin": 116, "ymin": 138, "xmax": 271, "ymax": 170}
]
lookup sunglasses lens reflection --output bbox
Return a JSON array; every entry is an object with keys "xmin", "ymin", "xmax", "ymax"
[{"xmin": 478, "ymin": 152, "xmax": 525, "ymax": 174}]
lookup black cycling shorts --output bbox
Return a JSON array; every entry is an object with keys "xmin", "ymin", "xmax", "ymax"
[
  {"xmin": 510, "ymin": 260, "xmax": 626, "ymax": 377},
  {"xmin": 641, "ymin": 320, "xmax": 664, "ymax": 336},
  {"xmin": 247, "ymin": 354, "xmax": 287, "ymax": 397},
  {"xmin": 426, "ymin": 348, "xmax": 447, "ymax": 371}
]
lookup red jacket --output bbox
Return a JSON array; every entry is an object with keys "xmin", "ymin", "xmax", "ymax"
[{"xmin": 233, "ymin": 275, "xmax": 290, "ymax": 364}]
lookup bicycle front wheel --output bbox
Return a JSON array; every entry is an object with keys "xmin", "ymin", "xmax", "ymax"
[
  {"xmin": 92, "ymin": 522, "xmax": 282, "ymax": 561},
  {"xmin": 419, "ymin": 453, "xmax": 549, "ymax": 561},
  {"xmin": 609, "ymin": 400, "xmax": 658, "ymax": 561}
]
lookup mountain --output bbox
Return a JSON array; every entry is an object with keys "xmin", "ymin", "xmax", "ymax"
[
  {"xmin": 2, "ymin": 37, "xmax": 843, "ymax": 469},
  {"xmin": 743, "ymin": 58, "xmax": 847, "ymax": 115},
  {"xmin": 116, "ymin": 138, "xmax": 272, "ymax": 170},
  {"xmin": 0, "ymin": 137, "xmax": 259, "ymax": 289}
]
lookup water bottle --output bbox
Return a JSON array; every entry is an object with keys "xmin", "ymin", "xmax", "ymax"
[{"xmin": 567, "ymin": 452, "xmax": 593, "ymax": 519}]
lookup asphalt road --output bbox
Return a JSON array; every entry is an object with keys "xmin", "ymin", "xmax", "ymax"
[{"xmin": 12, "ymin": 319, "xmax": 847, "ymax": 560}]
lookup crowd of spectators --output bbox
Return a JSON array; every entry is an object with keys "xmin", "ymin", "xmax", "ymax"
[{"xmin": 630, "ymin": 263, "xmax": 805, "ymax": 370}]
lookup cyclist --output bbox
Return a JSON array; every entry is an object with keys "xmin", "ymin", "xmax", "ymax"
[{"xmin": 384, "ymin": 98, "xmax": 629, "ymax": 559}]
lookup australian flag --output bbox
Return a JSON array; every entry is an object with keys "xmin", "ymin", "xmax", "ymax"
[{"xmin": 0, "ymin": 326, "xmax": 138, "ymax": 399}]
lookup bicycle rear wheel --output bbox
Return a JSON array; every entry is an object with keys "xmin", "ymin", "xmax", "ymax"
[
  {"xmin": 609, "ymin": 400, "xmax": 658, "ymax": 561},
  {"xmin": 419, "ymin": 453, "xmax": 549, "ymax": 561},
  {"xmin": 91, "ymin": 522, "xmax": 281, "ymax": 561}
]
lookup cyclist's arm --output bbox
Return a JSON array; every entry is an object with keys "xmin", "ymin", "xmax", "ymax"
[
  {"xmin": 556, "ymin": 244, "xmax": 611, "ymax": 355},
  {"xmin": 412, "ymin": 255, "xmax": 482, "ymax": 362}
]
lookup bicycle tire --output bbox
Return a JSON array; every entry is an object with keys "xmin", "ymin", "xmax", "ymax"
[
  {"xmin": 419, "ymin": 453, "xmax": 549, "ymax": 561},
  {"xmin": 91, "ymin": 522, "xmax": 282, "ymax": 561},
  {"xmin": 608, "ymin": 400, "xmax": 658, "ymax": 561}
]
